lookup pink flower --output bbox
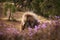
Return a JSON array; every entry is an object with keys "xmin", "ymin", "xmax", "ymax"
[
  {"xmin": 28, "ymin": 27, "xmax": 32, "ymax": 31},
  {"xmin": 0, "ymin": 32, "xmax": 3, "ymax": 35},
  {"xmin": 34, "ymin": 26, "xmax": 38, "ymax": 32},
  {"xmin": 41, "ymin": 24, "xmax": 47, "ymax": 28}
]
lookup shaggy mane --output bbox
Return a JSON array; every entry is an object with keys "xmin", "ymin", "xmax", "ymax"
[{"xmin": 21, "ymin": 11, "xmax": 40, "ymax": 26}]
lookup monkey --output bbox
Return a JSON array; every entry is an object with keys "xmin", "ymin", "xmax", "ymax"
[{"xmin": 21, "ymin": 11, "xmax": 40, "ymax": 30}]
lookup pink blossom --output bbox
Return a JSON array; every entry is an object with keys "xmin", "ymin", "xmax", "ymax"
[{"xmin": 41, "ymin": 24, "xmax": 47, "ymax": 28}]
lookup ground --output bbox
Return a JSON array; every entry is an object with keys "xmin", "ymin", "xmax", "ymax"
[
  {"xmin": 0, "ymin": 12, "xmax": 60, "ymax": 40},
  {"xmin": 0, "ymin": 12, "xmax": 51, "ymax": 31}
]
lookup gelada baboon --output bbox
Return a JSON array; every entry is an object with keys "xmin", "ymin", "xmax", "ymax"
[{"xmin": 21, "ymin": 12, "xmax": 40, "ymax": 30}]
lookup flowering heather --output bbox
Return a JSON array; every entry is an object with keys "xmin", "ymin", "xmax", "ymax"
[
  {"xmin": 0, "ymin": 18, "xmax": 60, "ymax": 40},
  {"xmin": 5, "ymin": 27, "xmax": 20, "ymax": 35},
  {"xmin": 41, "ymin": 23, "xmax": 47, "ymax": 28},
  {"xmin": 34, "ymin": 26, "xmax": 38, "ymax": 32},
  {"xmin": 0, "ymin": 32, "xmax": 3, "ymax": 35},
  {"xmin": 27, "ymin": 27, "xmax": 36, "ymax": 36},
  {"xmin": 55, "ymin": 16, "xmax": 60, "ymax": 19}
]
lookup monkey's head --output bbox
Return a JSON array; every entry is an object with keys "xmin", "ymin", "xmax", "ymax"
[
  {"xmin": 21, "ymin": 11, "xmax": 40, "ymax": 30},
  {"xmin": 21, "ymin": 12, "xmax": 38, "ymax": 25}
]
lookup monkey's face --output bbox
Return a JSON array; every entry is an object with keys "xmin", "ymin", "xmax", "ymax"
[{"xmin": 27, "ymin": 16, "xmax": 34, "ymax": 22}]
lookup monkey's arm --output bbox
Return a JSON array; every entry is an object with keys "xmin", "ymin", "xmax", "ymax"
[{"xmin": 22, "ymin": 21, "xmax": 29, "ymax": 30}]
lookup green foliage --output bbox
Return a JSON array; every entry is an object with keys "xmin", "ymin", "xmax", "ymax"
[
  {"xmin": 0, "ymin": 0, "xmax": 6, "ymax": 2},
  {"xmin": 4, "ymin": 3, "xmax": 9, "ymax": 16},
  {"xmin": 31, "ymin": 0, "xmax": 43, "ymax": 15},
  {"xmin": 39, "ymin": 0, "xmax": 60, "ymax": 17},
  {"xmin": 0, "ymin": 0, "xmax": 12, "ymax": 2},
  {"xmin": 10, "ymin": 4, "xmax": 16, "ymax": 13},
  {"xmin": 4, "ymin": 2, "xmax": 16, "ymax": 15},
  {"xmin": 3, "ymin": 0, "xmax": 60, "ymax": 17},
  {"xmin": 54, "ymin": 0, "xmax": 60, "ymax": 16},
  {"xmin": 4, "ymin": 2, "xmax": 16, "ymax": 20}
]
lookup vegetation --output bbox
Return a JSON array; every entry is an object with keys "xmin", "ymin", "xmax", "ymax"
[
  {"xmin": 4, "ymin": 2, "xmax": 16, "ymax": 21},
  {"xmin": 0, "ymin": 0, "xmax": 60, "ymax": 18},
  {"xmin": 11, "ymin": 0, "xmax": 60, "ymax": 17},
  {"xmin": 0, "ymin": 0, "xmax": 60, "ymax": 40},
  {"xmin": 0, "ymin": 19, "xmax": 60, "ymax": 40}
]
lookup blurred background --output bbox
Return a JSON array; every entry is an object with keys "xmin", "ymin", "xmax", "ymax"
[
  {"xmin": 0, "ymin": 0, "xmax": 60, "ymax": 40},
  {"xmin": 0, "ymin": 0, "xmax": 60, "ymax": 19}
]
